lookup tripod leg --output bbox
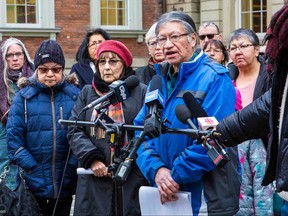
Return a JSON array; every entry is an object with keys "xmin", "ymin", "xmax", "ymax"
[{"xmin": 114, "ymin": 180, "xmax": 124, "ymax": 216}]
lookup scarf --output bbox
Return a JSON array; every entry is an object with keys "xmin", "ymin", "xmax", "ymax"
[{"xmin": 0, "ymin": 57, "xmax": 34, "ymax": 125}]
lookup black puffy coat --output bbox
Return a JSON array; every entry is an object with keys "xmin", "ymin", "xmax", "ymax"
[{"xmin": 217, "ymin": 72, "xmax": 288, "ymax": 191}]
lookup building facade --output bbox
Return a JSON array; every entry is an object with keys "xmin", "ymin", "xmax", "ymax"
[{"xmin": 0, "ymin": 0, "xmax": 285, "ymax": 70}]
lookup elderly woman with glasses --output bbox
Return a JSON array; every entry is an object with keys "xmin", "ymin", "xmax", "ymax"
[
  {"xmin": 135, "ymin": 22, "xmax": 165, "ymax": 85},
  {"xmin": 70, "ymin": 28, "xmax": 111, "ymax": 89},
  {"xmin": 134, "ymin": 11, "xmax": 240, "ymax": 216},
  {"xmin": 67, "ymin": 40, "xmax": 147, "ymax": 215},
  {"xmin": 0, "ymin": 37, "xmax": 34, "ymax": 190},
  {"xmin": 227, "ymin": 28, "xmax": 273, "ymax": 216},
  {"xmin": 6, "ymin": 39, "xmax": 80, "ymax": 215},
  {"xmin": 203, "ymin": 39, "xmax": 229, "ymax": 66}
]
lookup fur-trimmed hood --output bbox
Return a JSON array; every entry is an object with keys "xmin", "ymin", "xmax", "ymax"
[{"xmin": 17, "ymin": 72, "xmax": 79, "ymax": 89}]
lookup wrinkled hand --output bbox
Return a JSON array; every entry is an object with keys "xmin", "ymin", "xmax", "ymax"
[
  {"xmin": 90, "ymin": 160, "xmax": 110, "ymax": 177},
  {"xmin": 155, "ymin": 167, "xmax": 180, "ymax": 204}
]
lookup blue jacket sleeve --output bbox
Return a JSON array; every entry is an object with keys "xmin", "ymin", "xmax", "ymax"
[{"xmin": 6, "ymin": 93, "xmax": 38, "ymax": 170}]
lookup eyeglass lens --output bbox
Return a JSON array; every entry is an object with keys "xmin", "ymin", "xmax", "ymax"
[
  {"xmin": 98, "ymin": 59, "xmax": 120, "ymax": 66},
  {"xmin": 6, "ymin": 52, "xmax": 23, "ymax": 59},
  {"xmin": 199, "ymin": 34, "xmax": 216, "ymax": 40},
  {"xmin": 38, "ymin": 67, "xmax": 62, "ymax": 74}
]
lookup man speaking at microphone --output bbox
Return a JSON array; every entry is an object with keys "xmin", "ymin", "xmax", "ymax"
[
  {"xmin": 134, "ymin": 11, "xmax": 240, "ymax": 216},
  {"xmin": 67, "ymin": 40, "xmax": 147, "ymax": 215}
]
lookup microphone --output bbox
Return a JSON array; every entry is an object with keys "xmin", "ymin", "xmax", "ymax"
[
  {"xmin": 183, "ymin": 92, "xmax": 220, "ymax": 137},
  {"xmin": 182, "ymin": 92, "xmax": 230, "ymax": 166},
  {"xmin": 144, "ymin": 75, "xmax": 165, "ymax": 138},
  {"xmin": 175, "ymin": 104, "xmax": 198, "ymax": 130},
  {"xmin": 144, "ymin": 75, "xmax": 165, "ymax": 110},
  {"xmin": 183, "ymin": 92, "xmax": 207, "ymax": 117},
  {"xmin": 81, "ymin": 75, "xmax": 139, "ymax": 111}
]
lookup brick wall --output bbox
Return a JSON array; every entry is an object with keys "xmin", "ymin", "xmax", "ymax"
[{"xmin": 2, "ymin": 0, "xmax": 163, "ymax": 70}]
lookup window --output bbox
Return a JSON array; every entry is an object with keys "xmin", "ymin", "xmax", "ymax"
[
  {"xmin": 6, "ymin": 0, "xmax": 37, "ymax": 24},
  {"xmin": 0, "ymin": 0, "xmax": 59, "ymax": 40},
  {"xmin": 90, "ymin": 0, "xmax": 142, "ymax": 30},
  {"xmin": 239, "ymin": 0, "xmax": 267, "ymax": 33},
  {"xmin": 100, "ymin": 0, "xmax": 126, "ymax": 26}
]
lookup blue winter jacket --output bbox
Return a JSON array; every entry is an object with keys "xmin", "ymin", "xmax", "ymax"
[
  {"xmin": 6, "ymin": 76, "xmax": 80, "ymax": 198},
  {"xmin": 135, "ymin": 53, "xmax": 240, "ymax": 215}
]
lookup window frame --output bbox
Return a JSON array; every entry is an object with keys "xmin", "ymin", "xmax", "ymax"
[
  {"xmin": 90, "ymin": 0, "xmax": 142, "ymax": 30},
  {"xmin": 237, "ymin": 0, "xmax": 267, "ymax": 35},
  {"xmin": 0, "ymin": 0, "xmax": 59, "ymax": 40}
]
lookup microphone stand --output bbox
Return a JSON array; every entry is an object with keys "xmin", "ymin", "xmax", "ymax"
[{"xmin": 59, "ymin": 117, "xmax": 227, "ymax": 215}]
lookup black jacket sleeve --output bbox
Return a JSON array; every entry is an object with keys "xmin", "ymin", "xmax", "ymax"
[{"xmin": 216, "ymin": 89, "xmax": 271, "ymax": 146}]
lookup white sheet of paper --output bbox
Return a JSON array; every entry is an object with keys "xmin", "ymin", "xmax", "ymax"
[{"xmin": 139, "ymin": 186, "xmax": 193, "ymax": 215}]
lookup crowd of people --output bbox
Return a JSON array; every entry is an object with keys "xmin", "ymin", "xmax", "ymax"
[{"xmin": 1, "ymin": 2, "xmax": 288, "ymax": 215}]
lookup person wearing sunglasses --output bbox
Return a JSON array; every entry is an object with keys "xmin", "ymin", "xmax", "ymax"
[
  {"xmin": 135, "ymin": 22, "xmax": 165, "ymax": 85},
  {"xmin": 134, "ymin": 11, "xmax": 240, "ymax": 216},
  {"xmin": 0, "ymin": 37, "xmax": 34, "ymax": 191},
  {"xmin": 67, "ymin": 40, "xmax": 147, "ymax": 215},
  {"xmin": 70, "ymin": 28, "xmax": 111, "ymax": 89},
  {"xmin": 198, "ymin": 21, "xmax": 222, "ymax": 48},
  {"xmin": 227, "ymin": 28, "xmax": 273, "ymax": 216},
  {"xmin": 6, "ymin": 39, "xmax": 80, "ymax": 216}
]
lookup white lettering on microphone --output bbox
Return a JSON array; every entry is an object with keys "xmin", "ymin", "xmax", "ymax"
[{"xmin": 119, "ymin": 85, "xmax": 127, "ymax": 100}]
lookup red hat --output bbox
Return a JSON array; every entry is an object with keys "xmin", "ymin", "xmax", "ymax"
[{"xmin": 96, "ymin": 40, "xmax": 133, "ymax": 68}]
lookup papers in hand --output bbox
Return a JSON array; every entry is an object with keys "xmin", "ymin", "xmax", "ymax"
[{"xmin": 139, "ymin": 186, "xmax": 192, "ymax": 215}]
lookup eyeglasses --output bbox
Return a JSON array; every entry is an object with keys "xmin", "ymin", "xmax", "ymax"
[
  {"xmin": 204, "ymin": 49, "xmax": 223, "ymax": 54},
  {"xmin": 198, "ymin": 34, "xmax": 218, "ymax": 40},
  {"xmin": 156, "ymin": 33, "xmax": 188, "ymax": 46},
  {"xmin": 229, "ymin": 44, "xmax": 254, "ymax": 53},
  {"xmin": 87, "ymin": 41, "xmax": 103, "ymax": 48},
  {"xmin": 38, "ymin": 67, "xmax": 62, "ymax": 74},
  {"xmin": 98, "ymin": 59, "xmax": 121, "ymax": 67},
  {"xmin": 6, "ymin": 52, "xmax": 24, "ymax": 60},
  {"xmin": 147, "ymin": 40, "xmax": 158, "ymax": 48}
]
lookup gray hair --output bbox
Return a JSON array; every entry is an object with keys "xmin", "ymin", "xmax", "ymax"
[
  {"xmin": 227, "ymin": 28, "xmax": 260, "ymax": 49},
  {"xmin": 145, "ymin": 22, "xmax": 157, "ymax": 44},
  {"xmin": 199, "ymin": 22, "xmax": 220, "ymax": 34},
  {"xmin": 155, "ymin": 11, "xmax": 196, "ymax": 36}
]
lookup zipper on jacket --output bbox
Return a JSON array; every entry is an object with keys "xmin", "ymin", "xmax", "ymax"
[
  {"xmin": 51, "ymin": 90, "xmax": 58, "ymax": 198},
  {"xmin": 60, "ymin": 107, "xmax": 64, "ymax": 129}
]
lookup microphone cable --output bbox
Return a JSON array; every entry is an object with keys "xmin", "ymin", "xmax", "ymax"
[{"xmin": 52, "ymin": 107, "xmax": 85, "ymax": 216}]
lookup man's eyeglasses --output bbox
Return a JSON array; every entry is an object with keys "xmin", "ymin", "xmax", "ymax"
[
  {"xmin": 156, "ymin": 33, "xmax": 188, "ymax": 46},
  {"xmin": 229, "ymin": 44, "xmax": 254, "ymax": 53},
  {"xmin": 198, "ymin": 34, "xmax": 218, "ymax": 40},
  {"xmin": 204, "ymin": 49, "xmax": 223, "ymax": 54},
  {"xmin": 87, "ymin": 41, "xmax": 103, "ymax": 48},
  {"xmin": 38, "ymin": 67, "xmax": 62, "ymax": 74},
  {"xmin": 98, "ymin": 59, "xmax": 121, "ymax": 67},
  {"xmin": 6, "ymin": 52, "xmax": 24, "ymax": 60}
]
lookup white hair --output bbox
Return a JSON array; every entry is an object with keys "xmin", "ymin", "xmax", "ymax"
[{"xmin": 145, "ymin": 22, "xmax": 158, "ymax": 45}]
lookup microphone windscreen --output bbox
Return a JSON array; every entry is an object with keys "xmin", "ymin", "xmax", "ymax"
[
  {"xmin": 124, "ymin": 75, "xmax": 140, "ymax": 89},
  {"xmin": 150, "ymin": 75, "xmax": 162, "ymax": 93},
  {"xmin": 175, "ymin": 104, "xmax": 191, "ymax": 124},
  {"xmin": 183, "ymin": 92, "xmax": 208, "ymax": 118}
]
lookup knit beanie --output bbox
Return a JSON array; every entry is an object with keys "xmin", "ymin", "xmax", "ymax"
[
  {"xmin": 34, "ymin": 39, "xmax": 65, "ymax": 69},
  {"xmin": 96, "ymin": 40, "xmax": 133, "ymax": 68}
]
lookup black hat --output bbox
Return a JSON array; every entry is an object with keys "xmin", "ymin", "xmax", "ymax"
[{"xmin": 34, "ymin": 39, "xmax": 65, "ymax": 69}]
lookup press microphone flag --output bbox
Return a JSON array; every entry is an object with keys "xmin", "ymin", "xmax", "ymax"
[
  {"xmin": 81, "ymin": 75, "xmax": 139, "ymax": 111},
  {"xmin": 197, "ymin": 117, "xmax": 219, "ymax": 131},
  {"xmin": 145, "ymin": 75, "xmax": 165, "ymax": 109},
  {"xmin": 144, "ymin": 75, "xmax": 165, "ymax": 138}
]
